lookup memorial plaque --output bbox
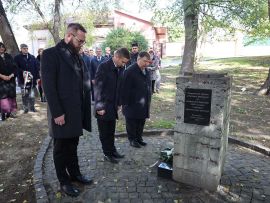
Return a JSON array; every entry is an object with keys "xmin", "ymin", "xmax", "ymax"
[{"xmin": 184, "ymin": 88, "xmax": 212, "ymax": 125}]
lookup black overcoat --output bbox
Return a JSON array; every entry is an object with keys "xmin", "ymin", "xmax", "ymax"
[
  {"xmin": 121, "ymin": 63, "xmax": 151, "ymax": 119},
  {"xmin": 41, "ymin": 41, "xmax": 91, "ymax": 139},
  {"xmin": 94, "ymin": 58, "xmax": 124, "ymax": 121}
]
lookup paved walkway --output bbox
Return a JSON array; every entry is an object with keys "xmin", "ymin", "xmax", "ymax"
[{"xmin": 41, "ymin": 119, "xmax": 270, "ymax": 203}]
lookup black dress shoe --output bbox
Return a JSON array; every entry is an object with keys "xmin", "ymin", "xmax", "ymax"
[
  {"xmin": 60, "ymin": 184, "xmax": 80, "ymax": 197},
  {"xmin": 130, "ymin": 140, "xmax": 141, "ymax": 148},
  {"xmin": 112, "ymin": 151, "xmax": 125, "ymax": 159},
  {"xmin": 138, "ymin": 140, "xmax": 147, "ymax": 146},
  {"xmin": 71, "ymin": 175, "xmax": 93, "ymax": 185},
  {"xmin": 30, "ymin": 108, "xmax": 37, "ymax": 112},
  {"xmin": 1, "ymin": 113, "xmax": 6, "ymax": 121},
  {"xmin": 104, "ymin": 155, "xmax": 119, "ymax": 164},
  {"xmin": 24, "ymin": 109, "xmax": 29, "ymax": 114}
]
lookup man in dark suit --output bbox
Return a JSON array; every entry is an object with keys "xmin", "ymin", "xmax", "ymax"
[
  {"xmin": 121, "ymin": 51, "xmax": 152, "ymax": 148},
  {"xmin": 41, "ymin": 23, "xmax": 92, "ymax": 197},
  {"xmin": 90, "ymin": 47, "xmax": 105, "ymax": 101},
  {"xmin": 95, "ymin": 48, "xmax": 130, "ymax": 164}
]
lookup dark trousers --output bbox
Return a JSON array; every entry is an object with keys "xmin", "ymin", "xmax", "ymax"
[
  {"xmin": 125, "ymin": 118, "xmax": 146, "ymax": 142},
  {"xmin": 21, "ymin": 87, "xmax": 35, "ymax": 111},
  {"xmin": 91, "ymin": 83, "xmax": 95, "ymax": 101},
  {"xmin": 38, "ymin": 85, "xmax": 43, "ymax": 98},
  {"xmin": 97, "ymin": 119, "xmax": 116, "ymax": 156},
  {"xmin": 53, "ymin": 137, "xmax": 81, "ymax": 185},
  {"xmin": 151, "ymin": 80, "xmax": 156, "ymax": 93}
]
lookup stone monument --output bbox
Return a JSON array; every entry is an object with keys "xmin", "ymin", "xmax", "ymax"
[{"xmin": 173, "ymin": 73, "xmax": 232, "ymax": 191}]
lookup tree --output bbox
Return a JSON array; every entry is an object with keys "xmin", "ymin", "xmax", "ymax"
[
  {"xmin": 181, "ymin": 0, "xmax": 199, "ymax": 74},
  {"xmin": 257, "ymin": 1, "xmax": 270, "ymax": 95},
  {"xmin": 4, "ymin": 0, "xmax": 97, "ymax": 45},
  {"xmin": 102, "ymin": 28, "xmax": 148, "ymax": 52},
  {"xmin": 29, "ymin": 0, "xmax": 62, "ymax": 44},
  {"xmin": 0, "ymin": 0, "xmax": 18, "ymax": 56},
  {"xmin": 141, "ymin": 0, "xmax": 270, "ymax": 75}
]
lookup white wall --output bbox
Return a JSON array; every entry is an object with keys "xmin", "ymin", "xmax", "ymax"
[
  {"xmin": 164, "ymin": 41, "xmax": 270, "ymax": 58},
  {"xmin": 165, "ymin": 42, "xmax": 184, "ymax": 57}
]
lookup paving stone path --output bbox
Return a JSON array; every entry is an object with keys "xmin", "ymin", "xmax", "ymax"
[{"xmin": 41, "ymin": 119, "xmax": 270, "ymax": 203}]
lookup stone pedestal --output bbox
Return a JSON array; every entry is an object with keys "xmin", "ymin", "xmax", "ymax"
[{"xmin": 173, "ymin": 73, "xmax": 232, "ymax": 191}]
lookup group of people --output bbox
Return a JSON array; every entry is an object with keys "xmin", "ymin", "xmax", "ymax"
[
  {"xmin": 79, "ymin": 43, "xmax": 161, "ymax": 100},
  {"xmin": 0, "ymin": 42, "xmax": 46, "ymax": 122},
  {"xmin": 40, "ymin": 23, "xmax": 162, "ymax": 197},
  {"xmin": 1, "ymin": 22, "xmax": 163, "ymax": 197}
]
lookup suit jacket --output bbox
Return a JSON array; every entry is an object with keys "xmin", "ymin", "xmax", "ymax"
[
  {"xmin": 121, "ymin": 63, "xmax": 151, "ymax": 119},
  {"xmin": 94, "ymin": 58, "xmax": 124, "ymax": 121},
  {"xmin": 90, "ymin": 55, "xmax": 105, "ymax": 81},
  {"xmin": 41, "ymin": 40, "xmax": 91, "ymax": 139}
]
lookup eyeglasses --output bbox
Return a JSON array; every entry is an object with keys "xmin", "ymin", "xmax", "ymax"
[{"xmin": 71, "ymin": 34, "xmax": 86, "ymax": 45}]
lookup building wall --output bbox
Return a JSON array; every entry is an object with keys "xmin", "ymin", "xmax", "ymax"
[
  {"xmin": 114, "ymin": 12, "xmax": 157, "ymax": 45},
  {"xmin": 30, "ymin": 29, "xmax": 51, "ymax": 56}
]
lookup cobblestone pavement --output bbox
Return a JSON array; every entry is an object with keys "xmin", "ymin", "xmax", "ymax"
[{"xmin": 42, "ymin": 119, "xmax": 270, "ymax": 203}]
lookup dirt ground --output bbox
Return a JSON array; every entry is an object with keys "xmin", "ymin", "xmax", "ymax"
[{"xmin": 0, "ymin": 98, "xmax": 48, "ymax": 203}]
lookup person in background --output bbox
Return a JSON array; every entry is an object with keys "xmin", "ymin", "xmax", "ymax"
[
  {"xmin": 0, "ymin": 42, "xmax": 17, "ymax": 121},
  {"xmin": 104, "ymin": 47, "xmax": 111, "ymax": 60},
  {"xmin": 83, "ymin": 47, "xmax": 90, "ymax": 56},
  {"xmin": 36, "ymin": 48, "xmax": 46, "ymax": 102},
  {"xmin": 126, "ymin": 42, "xmax": 139, "ymax": 68},
  {"xmin": 41, "ymin": 23, "xmax": 92, "ymax": 197},
  {"xmin": 121, "ymin": 51, "xmax": 152, "ymax": 148},
  {"xmin": 155, "ymin": 50, "xmax": 162, "ymax": 93},
  {"xmin": 80, "ymin": 47, "xmax": 91, "ymax": 78},
  {"xmin": 94, "ymin": 48, "xmax": 130, "ymax": 164},
  {"xmin": 90, "ymin": 47, "xmax": 105, "ymax": 101},
  {"xmin": 14, "ymin": 44, "xmax": 40, "ymax": 113},
  {"xmin": 147, "ymin": 50, "xmax": 159, "ymax": 93},
  {"xmin": 89, "ymin": 48, "xmax": 94, "ymax": 58}
]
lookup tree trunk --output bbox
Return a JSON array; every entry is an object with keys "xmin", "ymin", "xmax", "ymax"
[
  {"xmin": 180, "ymin": 0, "xmax": 199, "ymax": 75},
  {"xmin": 268, "ymin": 0, "xmax": 270, "ymax": 21},
  {"xmin": 52, "ymin": 0, "xmax": 61, "ymax": 44},
  {"xmin": 257, "ymin": 1, "xmax": 270, "ymax": 95},
  {"xmin": 0, "ymin": 0, "xmax": 19, "ymax": 57},
  {"xmin": 257, "ymin": 68, "xmax": 270, "ymax": 96}
]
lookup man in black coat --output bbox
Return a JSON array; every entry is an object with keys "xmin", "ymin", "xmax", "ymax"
[
  {"xmin": 95, "ymin": 48, "xmax": 130, "ymax": 164},
  {"xmin": 14, "ymin": 44, "xmax": 40, "ymax": 113},
  {"xmin": 90, "ymin": 47, "xmax": 105, "ymax": 101},
  {"xmin": 41, "ymin": 23, "xmax": 92, "ymax": 197},
  {"xmin": 121, "ymin": 51, "xmax": 152, "ymax": 148}
]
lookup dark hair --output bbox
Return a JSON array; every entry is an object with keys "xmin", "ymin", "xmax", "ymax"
[
  {"xmin": 138, "ymin": 51, "xmax": 150, "ymax": 60},
  {"xmin": 131, "ymin": 42, "xmax": 138, "ymax": 47},
  {"xmin": 67, "ymin": 23, "xmax": 87, "ymax": 33},
  {"xmin": 0, "ymin": 42, "xmax": 6, "ymax": 52},
  {"xmin": 115, "ymin": 47, "xmax": 130, "ymax": 59}
]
